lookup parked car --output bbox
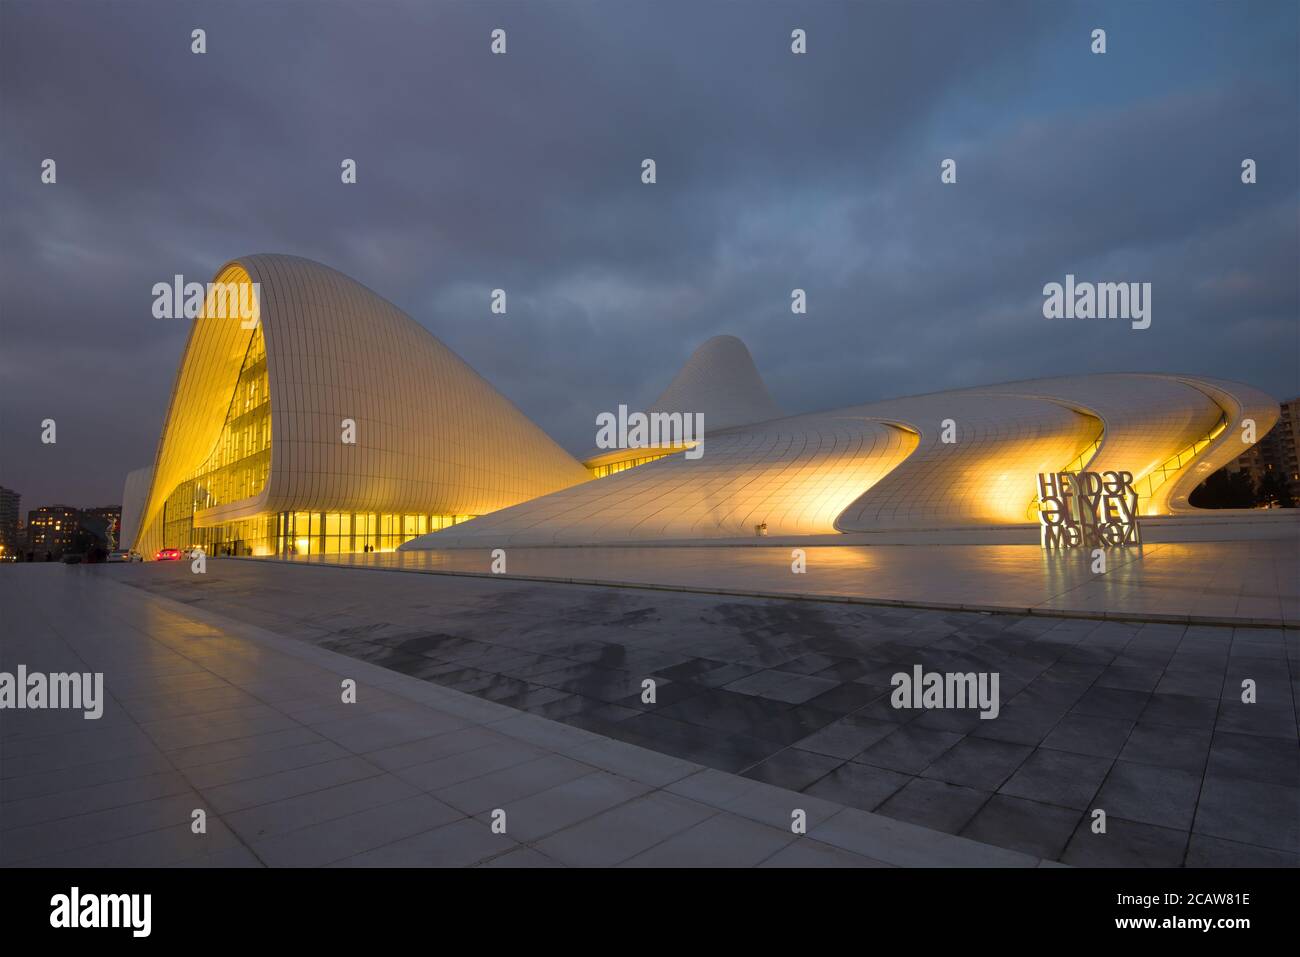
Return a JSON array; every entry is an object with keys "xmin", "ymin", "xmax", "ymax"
[
  {"xmin": 60, "ymin": 553, "xmax": 85, "ymax": 564},
  {"xmin": 155, "ymin": 548, "xmax": 183, "ymax": 561},
  {"xmin": 107, "ymin": 550, "xmax": 143, "ymax": 563}
]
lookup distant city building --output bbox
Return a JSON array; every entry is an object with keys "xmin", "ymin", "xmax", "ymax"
[
  {"xmin": 1225, "ymin": 396, "xmax": 1300, "ymax": 502},
  {"xmin": 0, "ymin": 486, "xmax": 20, "ymax": 558},
  {"xmin": 25, "ymin": 505, "xmax": 80, "ymax": 557}
]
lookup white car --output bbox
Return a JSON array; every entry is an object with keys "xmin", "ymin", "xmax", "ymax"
[{"xmin": 107, "ymin": 550, "xmax": 143, "ymax": 563}]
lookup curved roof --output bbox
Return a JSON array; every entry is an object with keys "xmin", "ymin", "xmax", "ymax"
[
  {"xmin": 834, "ymin": 372, "xmax": 1252, "ymax": 529},
  {"xmin": 416, "ymin": 411, "xmax": 919, "ymax": 545},
  {"xmin": 402, "ymin": 354, "xmax": 1279, "ymax": 546},
  {"xmin": 1162, "ymin": 375, "xmax": 1282, "ymax": 513},
  {"xmin": 582, "ymin": 335, "xmax": 784, "ymax": 468},
  {"xmin": 130, "ymin": 255, "xmax": 589, "ymax": 556},
  {"xmin": 649, "ymin": 335, "xmax": 783, "ymax": 433}
]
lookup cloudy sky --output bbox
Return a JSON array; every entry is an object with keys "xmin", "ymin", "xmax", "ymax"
[{"xmin": 1, "ymin": 0, "xmax": 1296, "ymax": 509}]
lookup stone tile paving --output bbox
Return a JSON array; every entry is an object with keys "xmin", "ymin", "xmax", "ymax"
[
  {"xmin": 295, "ymin": 537, "xmax": 1300, "ymax": 625},
  {"xmin": 2, "ymin": 565, "xmax": 1044, "ymax": 868},
  {"xmin": 109, "ymin": 559, "xmax": 1300, "ymax": 867}
]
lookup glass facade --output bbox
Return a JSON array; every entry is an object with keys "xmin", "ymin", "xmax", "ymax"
[
  {"xmin": 276, "ymin": 511, "xmax": 475, "ymax": 556},
  {"xmin": 158, "ymin": 324, "xmax": 475, "ymax": 557},
  {"xmin": 588, "ymin": 451, "xmax": 675, "ymax": 478},
  {"xmin": 163, "ymin": 325, "xmax": 270, "ymax": 550},
  {"xmin": 192, "ymin": 325, "xmax": 271, "ymax": 511},
  {"xmin": 1135, "ymin": 414, "xmax": 1228, "ymax": 514},
  {"xmin": 168, "ymin": 507, "xmax": 475, "ymax": 558}
]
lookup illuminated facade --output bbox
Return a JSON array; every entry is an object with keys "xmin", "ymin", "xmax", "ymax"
[
  {"xmin": 124, "ymin": 257, "xmax": 1280, "ymax": 557},
  {"xmin": 402, "ymin": 338, "xmax": 1280, "ymax": 548},
  {"xmin": 124, "ymin": 254, "xmax": 590, "ymax": 558}
]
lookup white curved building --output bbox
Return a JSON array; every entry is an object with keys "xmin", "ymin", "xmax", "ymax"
[
  {"xmin": 402, "ymin": 350, "xmax": 1279, "ymax": 548},
  {"xmin": 126, "ymin": 255, "xmax": 589, "ymax": 558},
  {"xmin": 123, "ymin": 256, "xmax": 1281, "ymax": 557}
]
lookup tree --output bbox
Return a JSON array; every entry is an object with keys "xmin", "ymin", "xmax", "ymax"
[
  {"xmin": 1188, "ymin": 469, "xmax": 1256, "ymax": 509},
  {"xmin": 1256, "ymin": 471, "xmax": 1295, "ymax": 509}
]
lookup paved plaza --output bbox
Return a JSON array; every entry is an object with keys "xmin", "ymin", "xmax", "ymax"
[
  {"xmin": 2, "ymin": 564, "xmax": 1048, "ymax": 868},
  {"xmin": 298, "ymin": 537, "xmax": 1299, "ymax": 626},
  {"xmin": 81, "ymin": 555, "xmax": 1300, "ymax": 866}
]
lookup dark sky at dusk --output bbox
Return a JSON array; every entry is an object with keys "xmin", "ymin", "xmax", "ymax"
[{"xmin": 2, "ymin": 0, "xmax": 1297, "ymax": 509}]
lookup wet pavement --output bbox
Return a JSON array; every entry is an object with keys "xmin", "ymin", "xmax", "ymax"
[
  {"xmin": 114, "ymin": 558, "xmax": 1300, "ymax": 866},
  {"xmin": 291, "ymin": 537, "xmax": 1300, "ymax": 626}
]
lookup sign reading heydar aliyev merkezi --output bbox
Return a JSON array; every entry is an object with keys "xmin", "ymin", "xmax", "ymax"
[{"xmin": 1036, "ymin": 470, "xmax": 1141, "ymax": 548}]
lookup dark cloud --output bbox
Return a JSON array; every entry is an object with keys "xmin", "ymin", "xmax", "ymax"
[{"xmin": 1, "ymin": 0, "xmax": 1296, "ymax": 507}]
